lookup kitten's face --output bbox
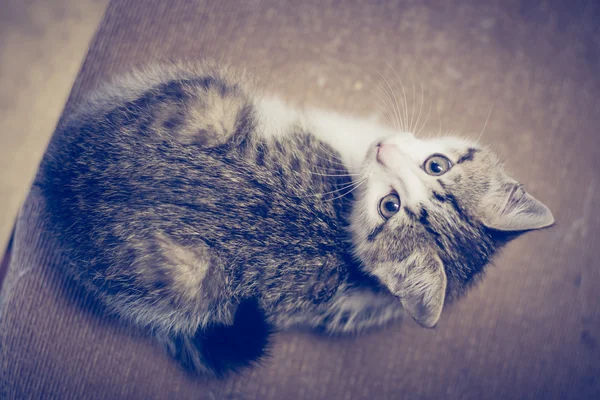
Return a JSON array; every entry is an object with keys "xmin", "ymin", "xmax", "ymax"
[{"xmin": 350, "ymin": 133, "xmax": 554, "ymax": 328}]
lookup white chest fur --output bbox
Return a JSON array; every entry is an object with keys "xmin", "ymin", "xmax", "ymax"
[{"xmin": 256, "ymin": 96, "xmax": 400, "ymax": 175}]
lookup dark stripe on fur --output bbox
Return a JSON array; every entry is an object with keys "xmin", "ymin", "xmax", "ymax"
[
  {"xmin": 457, "ymin": 148, "xmax": 478, "ymax": 164},
  {"xmin": 404, "ymin": 207, "xmax": 417, "ymax": 222},
  {"xmin": 419, "ymin": 208, "xmax": 430, "ymax": 226},
  {"xmin": 445, "ymin": 193, "xmax": 469, "ymax": 222},
  {"xmin": 432, "ymin": 191, "xmax": 446, "ymax": 203},
  {"xmin": 367, "ymin": 224, "xmax": 385, "ymax": 242},
  {"xmin": 425, "ymin": 225, "xmax": 445, "ymax": 250}
]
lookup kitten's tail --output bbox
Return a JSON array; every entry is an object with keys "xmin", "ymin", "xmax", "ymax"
[{"xmin": 162, "ymin": 298, "xmax": 274, "ymax": 377}]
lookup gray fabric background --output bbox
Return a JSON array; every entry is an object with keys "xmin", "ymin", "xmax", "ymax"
[
  {"xmin": 1, "ymin": 0, "xmax": 599, "ymax": 398},
  {"xmin": 0, "ymin": 0, "xmax": 107, "ymax": 253}
]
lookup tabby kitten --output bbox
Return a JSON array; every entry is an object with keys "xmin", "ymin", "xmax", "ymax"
[{"xmin": 37, "ymin": 62, "xmax": 554, "ymax": 376}]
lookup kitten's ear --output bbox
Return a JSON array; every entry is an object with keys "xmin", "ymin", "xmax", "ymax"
[
  {"xmin": 479, "ymin": 183, "xmax": 554, "ymax": 231},
  {"xmin": 383, "ymin": 252, "xmax": 447, "ymax": 328}
]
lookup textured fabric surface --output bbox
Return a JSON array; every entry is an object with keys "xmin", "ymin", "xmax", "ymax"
[
  {"xmin": 0, "ymin": 0, "xmax": 108, "ymax": 252},
  {"xmin": 1, "ymin": 0, "xmax": 600, "ymax": 398}
]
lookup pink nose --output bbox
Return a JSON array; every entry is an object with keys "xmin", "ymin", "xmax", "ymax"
[{"xmin": 376, "ymin": 142, "xmax": 398, "ymax": 165}]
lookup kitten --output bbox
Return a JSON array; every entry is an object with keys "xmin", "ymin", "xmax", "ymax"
[{"xmin": 36, "ymin": 62, "xmax": 554, "ymax": 376}]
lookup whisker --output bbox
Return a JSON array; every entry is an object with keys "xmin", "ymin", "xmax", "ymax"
[
  {"xmin": 377, "ymin": 70, "xmax": 405, "ymax": 132},
  {"xmin": 329, "ymin": 177, "xmax": 367, "ymax": 193},
  {"xmin": 373, "ymin": 82, "xmax": 402, "ymax": 132},
  {"xmin": 384, "ymin": 61, "xmax": 409, "ymax": 133},
  {"xmin": 325, "ymin": 179, "xmax": 367, "ymax": 202},
  {"xmin": 371, "ymin": 88, "xmax": 397, "ymax": 130},
  {"xmin": 316, "ymin": 142, "xmax": 345, "ymax": 163},
  {"xmin": 315, "ymin": 166, "xmax": 355, "ymax": 175},
  {"xmin": 321, "ymin": 177, "xmax": 367, "ymax": 201},
  {"xmin": 370, "ymin": 89, "xmax": 395, "ymax": 128},
  {"xmin": 416, "ymin": 88, "xmax": 433, "ymax": 137},
  {"xmin": 299, "ymin": 178, "xmax": 367, "ymax": 199},
  {"xmin": 313, "ymin": 151, "xmax": 347, "ymax": 168},
  {"xmin": 412, "ymin": 82, "xmax": 425, "ymax": 137},
  {"xmin": 310, "ymin": 170, "xmax": 362, "ymax": 178},
  {"xmin": 409, "ymin": 73, "xmax": 416, "ymax": 133},
  {"xmin": 312, "ymin": 147, "xmax": 350, "ymax": 170},
  {"xmin": 477, "ymin": 104, "xmax": 494, "ymax": 143},
  {"xmin": 315, "ymin": 143, "xmax": 361, "ymax": 173}
]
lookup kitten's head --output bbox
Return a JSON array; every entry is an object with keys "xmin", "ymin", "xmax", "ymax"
[{"xmin": 351, "ymin": 133, "xmax": 553, "ymax": 328}]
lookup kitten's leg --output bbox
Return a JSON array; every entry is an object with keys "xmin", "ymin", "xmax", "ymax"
[
  {"xmin": 277, "ymin": 287, "xmax": 404, "ymax": 335},
  {"xmin": 313, "ymin": 288, "xmax": 404, "ymax": 335}
]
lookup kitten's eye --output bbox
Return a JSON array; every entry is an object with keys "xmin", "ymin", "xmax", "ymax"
[
  {"xmin": 378, "ymin": 193, "xmax": 401, "ymax": 220},
  {"xmin": 424, "ymin": 154, "xmax": 452, "ymax": 176}
]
